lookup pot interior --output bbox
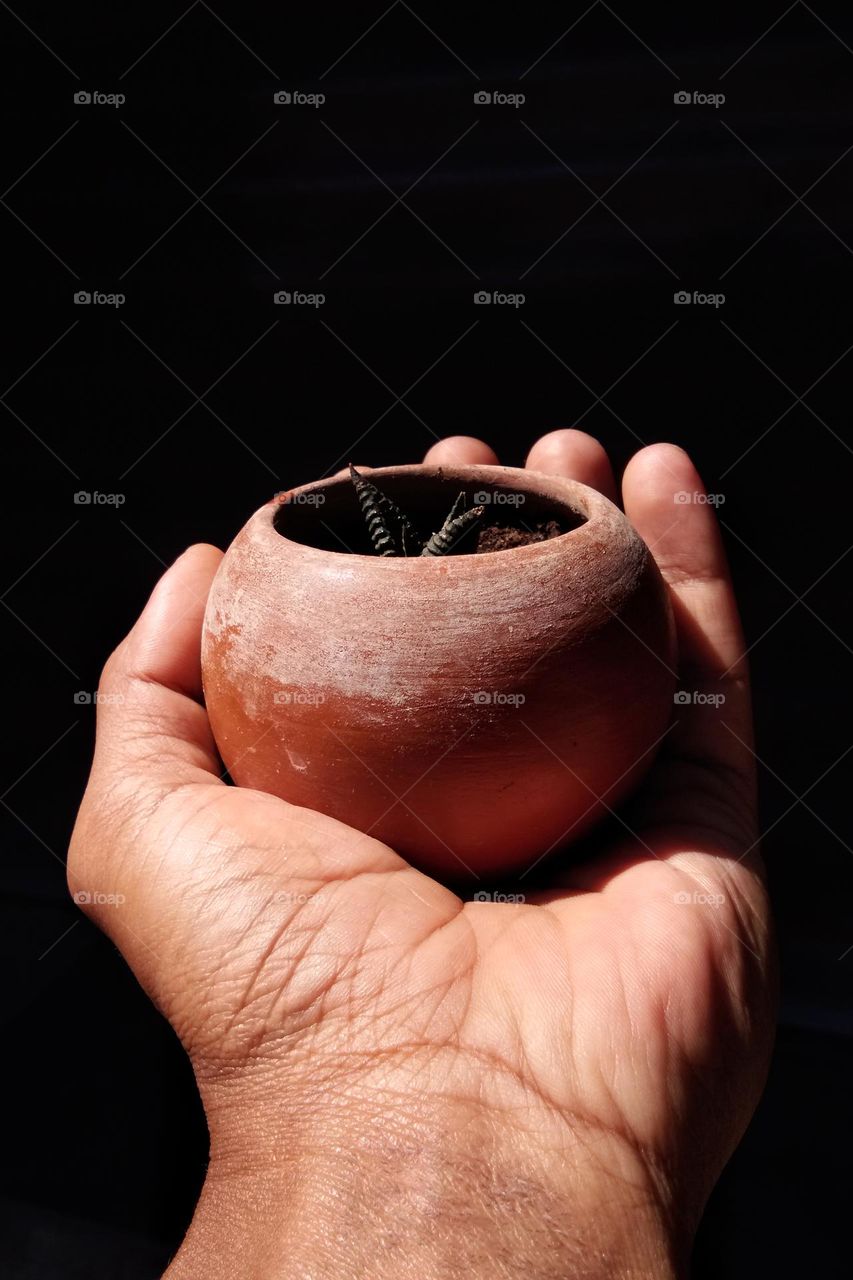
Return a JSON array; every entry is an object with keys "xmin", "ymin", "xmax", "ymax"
[{"xmin": 274, "ymin": 470, "xmax": 588, "ymax": 556}]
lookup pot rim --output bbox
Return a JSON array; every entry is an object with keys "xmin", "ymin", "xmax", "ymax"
[{"xmin": 259, "ymin": 463, "xmax": 629, "ymax": 569}]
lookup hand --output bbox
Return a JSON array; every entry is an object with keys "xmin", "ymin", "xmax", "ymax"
[{"xmin": 69, "ymin": 432, "xmax": 775, "ymax": 1280}]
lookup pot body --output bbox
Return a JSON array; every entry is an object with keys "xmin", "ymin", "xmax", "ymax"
[{"xmin": 201, "ymin": 465, "xmax": 676, "ymax": 878}]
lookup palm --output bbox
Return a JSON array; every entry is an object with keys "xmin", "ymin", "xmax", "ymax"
[{"xmin": 71, "ymin": 433, "xmax": 774, "ymax": 1230}]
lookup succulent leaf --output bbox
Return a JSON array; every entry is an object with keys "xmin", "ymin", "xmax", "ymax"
[
  {"xmin": 349, "ymin": 468, "xmax": 484, "ymax": 558},
  {"xmin": 421, "ymin": 503, "xmax": 484, "ymax": 557},
  {"xmin": 349, "ymin": 464, "xmax": 426, "ymax": 556},
  {"xmin": 349, "ymin": 464, "xmax": 399, "ymax": 556}
]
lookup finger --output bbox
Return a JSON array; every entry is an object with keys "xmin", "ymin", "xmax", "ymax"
[
  {"xmin": 94, "ymin": 543, "xmax": 224, "ymax": 788},
  {"xmin": 423, "ymin": 436, "xmax": 500, "ymax": 466},
  {"xmin": 622, "ymin": 446, "xmax": 745, "ymax": 681},
  {"xmin": 525, "ymin": 429, "xmax": 618, "ymax": 502},
  {"xmin": 621, "ymin": 445, "xmax": 757, "ymax": 837}
]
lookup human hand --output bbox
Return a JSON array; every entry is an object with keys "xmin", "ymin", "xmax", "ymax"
[{"xmin": 69, "ymin": 432, "xmax": 775, "ymax": 1279}]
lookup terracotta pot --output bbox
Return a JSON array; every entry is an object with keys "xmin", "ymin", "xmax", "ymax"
[{"xmin": 201, "ymin": 465, "xmax": 676, "ymax": 879}]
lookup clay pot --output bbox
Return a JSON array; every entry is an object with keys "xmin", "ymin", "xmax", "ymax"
[{"xmin": 201, "ymin": 465, "xmax": 676, "ymax": 879}]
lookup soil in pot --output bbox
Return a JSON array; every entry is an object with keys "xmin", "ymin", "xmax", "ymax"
[{"xmin": 278, "ymin": 468, "xmax": 582, "ymax": 557}]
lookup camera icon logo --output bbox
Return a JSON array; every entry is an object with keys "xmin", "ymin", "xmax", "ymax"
[
  {"xmin": 473, "ymin": 890, "xmax": 491, "ymax": 901},
  {"xmin": 673, "ymin": 290, "xmax": 691, "ymax": 305},
  {"xmin": 274, "ymin": 291, "xmax": 292, "ymax": 305},
  {"xmin": 673, "ymin": 91, "xmax": 691, "ymax": 105},
  {"xmin": 473, "ymin": 91, "xmax": 492, "ymax": 104},
  {"xmin": 273, "ymin": 690, "xmax": 293, "ymax": 704},
  {"xmin": 673, "ymin": 690, "xmax": 691, "ymax": 705},
  {"xmin": 473, "ymin": 290, "xmax": 491, "ymax": 305},
  {"xmin": 74, "ymin": 291, "xmax": 92, "ymax": 305},
  {"xmin": 73, "ymin": 491, "xmax": 92, "ymax": 505},
  {"xmin": 473, "ymin": 491, "xmax": 489, "ymax": 505},
  {"xmin": 273, "ymin": 91, "xmax": 292, "ymax": 104},
  {"xmin": 472, "ymin": 690, "xmax": 492, "ymax": 705},
  {"xmin": 673, "ymin": 890, "xmax": 691, "ymax": 904},
  {"xmin": 73, "ymin": 889, "xmax": 92, "ymax": 904},
  {"xmin": 74, "ymin": 91, "xmax": 92, "ymax": 105},
  {"xmin": 74, "ymin": 691, "xmax": 93, "ymax": 704}
]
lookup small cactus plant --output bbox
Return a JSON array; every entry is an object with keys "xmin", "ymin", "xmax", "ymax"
[{"xmin": 349, "ymin": 465, "xmax": 484, "ymax": 557}]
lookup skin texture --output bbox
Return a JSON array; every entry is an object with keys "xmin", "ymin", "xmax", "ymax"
[{"xmin": 69, "ymin": 434, "xmax": 776, "ymax": 1280}]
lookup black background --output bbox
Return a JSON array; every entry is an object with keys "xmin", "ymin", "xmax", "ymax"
[{"xmin": 1, "ymin": 2, "xmax": 851, "ymax": 1276}]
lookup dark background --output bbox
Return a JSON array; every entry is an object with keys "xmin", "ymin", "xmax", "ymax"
[{"xmin": 1, "ymin": 2, "xmax": 851, "ymax": 1275}]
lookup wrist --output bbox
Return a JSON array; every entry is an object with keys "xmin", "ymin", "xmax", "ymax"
[{"xmin": 165, "ymin": 1082, "xmax": 685, "ymax": 1280}]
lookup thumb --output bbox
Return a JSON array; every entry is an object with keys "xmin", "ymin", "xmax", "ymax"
[
  {"xmin": 68, "ymin": 544, "xmax": 224, "ymax": 929},
  {"xmin": 91, "ymin": 542, "xmax": 224, "ymax": 786}
]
